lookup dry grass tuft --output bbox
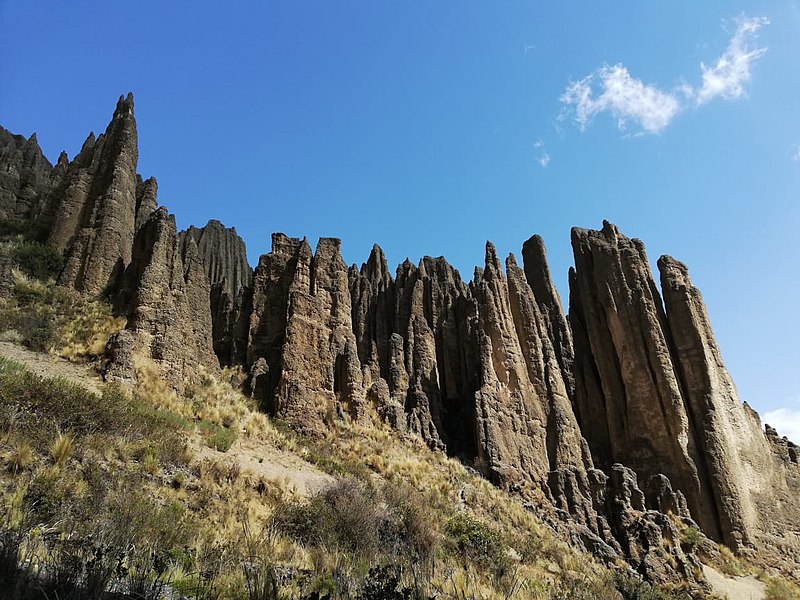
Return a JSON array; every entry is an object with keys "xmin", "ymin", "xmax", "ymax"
[{"xmin": 49, "ymin": 431, "xmax": 74, "ymax": 466}]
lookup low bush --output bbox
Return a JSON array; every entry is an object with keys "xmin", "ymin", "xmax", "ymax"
[
  {"xmin": 9, "ymin": 240, "xmax": 63, "ymax": 281},
  {"xmin": 444, "ymin": 512, "xmax": 509, "ymax": 576}
]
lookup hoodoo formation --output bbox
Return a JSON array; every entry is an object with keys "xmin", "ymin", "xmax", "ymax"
[{"xmin": 2, "ymin": 95, "xmax": 798, "ymax": 584}]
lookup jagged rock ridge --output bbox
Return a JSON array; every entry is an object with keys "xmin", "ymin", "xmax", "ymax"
[{"xmin": 2, "ymin": 95, "xmax": 798, "ymax": 585}]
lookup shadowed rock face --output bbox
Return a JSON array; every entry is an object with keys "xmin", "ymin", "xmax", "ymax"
[
  {"xmin": 180, "ymin": 220, "xmax": 253, "ymax": 366},
  {"xmin": 49, "ymin": 94, "xmax": 143, "ymax": 295},
  {"xmin": 0, "ymin": 128, "xmax": 58, "ymax": 224},
  {"xmin": 106, "ymin": 207, "xmax": 217, "ymax": 390}
]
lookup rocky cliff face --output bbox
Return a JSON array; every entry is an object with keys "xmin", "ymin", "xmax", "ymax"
[
  {"xmin": 0, "ymin": 128, "xmax": 59, "ymax": 225},
  {"xmin": 180, "ymin": 220, "xmax": 252, "ymax": 366},
  {"xmin": 106, "ymin": 207, "xmax": 217, "ymax": 389},
  {"xmin": 48, "ymin": 94, "xmax": 143, "ymax": 294},
  {"xmin": 567, "ymin": 221, "xmax": 798, "ymax": 551},
  {"xmin": 3, "ymin": 95, "xmax": 798, "ymax": 585}
]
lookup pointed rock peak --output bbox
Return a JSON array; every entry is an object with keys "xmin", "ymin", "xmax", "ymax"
[
  {"xmin": 81, "ymin": 131, "xmax": 96, "ymax": 151},
  {"xmin": 270, "ymin": 232, "xmax": 303, "ymax": 256},
  {"xmin": 299, "ymin": 236, "xmax": 313, "ymax": 257},
  {"xmin": 363, "ymin": 243, "xmax": 390, "ymax": 281},
  {"xmin": 57, "ymin": 151, "xmax": 69, "ymax": 166},
  {"xmin": 506, "ymin": 253, "xmax": 520, "ymax": 270},
  {"xmin": 398, "ymin": 257, "xmax": 416, "ymax": 273},
  {"xmin": 418, "ymin": 258, "xmax": 429, "ymax": 278},
  {"xmin": 657, "ymin": 254, "xmax": 688, "ymax": 275},
  {"xmin": 115, "ymin": 93, "xmax": 135, "ymax": 119},
  {"xmin": 483, "ymin": 241, "xmax": 502, "ymax": 276},
  {"xmin": 28, "ymin": 132, "xmax": 37, "ymax": 143},
  {"xmin": 522, "ymin": 234, "xmax": 547, "ymax": 265},
  {"xmin": 601, "ymin": 219, "xmax": 620, "ymax": 239}
]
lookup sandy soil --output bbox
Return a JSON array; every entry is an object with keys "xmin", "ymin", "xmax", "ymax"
[
  {"xmin": 703, "ymin": 565, "xmax": 765, "ymax": 600},
  {"xmin": 0, "ymin": 340, "xmax": 104, "ymax": 394},
  {"xmin": 193, "ymin": 438, "xmax": 334, "ymax": 497}
]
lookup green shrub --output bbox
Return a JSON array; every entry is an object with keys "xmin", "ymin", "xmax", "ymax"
[
  {"xmin": 445, "ymin": 512, "xmax": 509, "ymax": 574},
  {"xmin": 10, "ymin": 240, "xmax": 63, "ymax": 280},
  {"xmin": 615, "ymin": 572, "xmax": 691, "ymax": 600},
  {"xmin": 200, "ymin": 421, "xmax": 238, "ymax": 452},
  {"xmin": 0, "ymin": 218, "xmax": 49, "ymax": 243},
  {"xmin": 680, "ymin": 526, "xmax": 701, "ymax": 551}
]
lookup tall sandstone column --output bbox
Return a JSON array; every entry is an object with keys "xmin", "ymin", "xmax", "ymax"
[
  {"xmin": 569, "ymin": 221, "xmax": 721, "ymax": 541},
  {"xmin": 49, "ymin": 94, "xmax": 141, "ymax": 295},
  {"xmin": 568, "ymin": 220, "xmax": 794, "ymax": 547}
]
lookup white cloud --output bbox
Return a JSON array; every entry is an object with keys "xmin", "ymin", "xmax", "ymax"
[
  {"xmin": 559, "ymin": 16, "xmax": 769, "ymax": 135},
  {"xmin": 763, "ymin": 404, "xmax": 800, "ymax": 443},
  {"xmin": 560, "ymin": 64, "xmax": 681, "ymax": 135},
  {"xmin": 538, "ymin": 152, "xmax": 551, "ymax": 168},
  {"xmin": 793, "ymin": 145, "xmax": 800, "ymax": 162},
  {"xmin": 533, "ymin": 140, "xmax": 551, "ymax": 167},
  {"xmin": 695, "ymin": 16, "xmax": 769, "ymax": 106}
]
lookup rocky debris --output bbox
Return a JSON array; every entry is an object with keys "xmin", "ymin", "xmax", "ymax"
[
  {"xmin": 49, "ymin": 94, "xmax": 142, "ymax": 295},
  {"xmin": 180, "ymin": 220, "xmax": 252, "ymax": 366},
  {"xmin": 600, "ymin": 465, "xmax": 705, "ymax": 587},
  {"xmin": 0, "ymin": 128, "xmax": 55, "ymax": 223},
  {"xmin": 105, "ymin": 207, "xmax": 217, "ymax": 389}
]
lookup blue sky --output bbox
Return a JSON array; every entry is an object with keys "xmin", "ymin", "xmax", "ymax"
[{"xmin": 2, "ymin": 1, "xmax": 799, "ymax": 437}]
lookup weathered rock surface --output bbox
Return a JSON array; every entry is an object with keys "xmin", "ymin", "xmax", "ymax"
[
  {"xmin": 569, "ymin": 221, "xmax": 721, "ymax": 540},
  {"xmin": 0, "ymin": 128, "xmax": 56, "ymax": 223},
  {"xmin": 569, "ymin": 221, "xmax": 800, "ymax": 557},
  {"xmin": 521, "ymin": 235, "xmax": 575, "ymax": 401},
  {"xmin": 106, "ymin": 207, "xmax": 217, "ymax": 389},
  {"xmin": 49, "ymin": 94, "xmax": 143, "ymax": 294},
  {"xmin": 247, "ymin": 234, "xmax": 365, "ymax": 433},
  {"xmin": 180, "ymin": 220, "xmax": 252, "ymax": 366}
]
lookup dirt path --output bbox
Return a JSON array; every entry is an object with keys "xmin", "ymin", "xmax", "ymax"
[
  {"xmin": 703, "ymin": 565, "xmax": 765, "ymax": 600},
  {"xmin": 193, "ymin": 437, "xmax": 334, "ymax": 497},
  {"xmin": 0, "ymin": 340, "xmax": 104, "ymax": 394}
]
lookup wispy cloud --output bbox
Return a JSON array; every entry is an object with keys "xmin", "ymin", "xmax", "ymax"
[
  {"xmin": 695, "ymin": 16, "xmax": 769, "ymax": 105},
  {"xmin": 793, "ymin": 145, "xmax": 800, "ymax": 162},
  {"xmin": 533, "ymin": 140, "xmax": 551, "ymax": 167},
  {"xmin": 560, "ymin": 64, "xmax": 680, "ymax": 134},
  {"xmin": 764, "ymin": 397, "xmax": 800, "ymax": 443},
  {"xmin": 559, "ymin": 15, "xmax": 769, "ymax": 135}
]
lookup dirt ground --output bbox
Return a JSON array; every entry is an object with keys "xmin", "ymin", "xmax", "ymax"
[{"xmin": 702, "ymin": 565, "xmax": 765, "ymax": 600}]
